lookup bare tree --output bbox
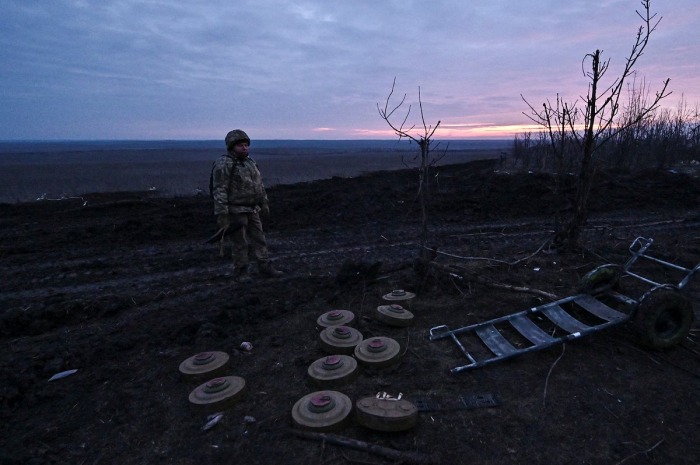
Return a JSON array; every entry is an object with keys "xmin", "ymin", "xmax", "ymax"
[
  {"xmin": 378, "ymin": 78, "xmax": 441, "ymax": 247},
  {"xmin": 522, "ymin": 0, "xmax": 671, "ymax": 250}
]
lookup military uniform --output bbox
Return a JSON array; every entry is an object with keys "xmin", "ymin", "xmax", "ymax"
[
  {"xmin": 212, "ymin": 130, "xmax": 282, "ymax": 280},
  {"xmin": 211, "ymin": 155, "xmax": 268, "ymax": 216}
]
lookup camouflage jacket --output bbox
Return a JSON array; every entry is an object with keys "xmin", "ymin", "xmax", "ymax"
[{"xmin": 211, "ymin": 154, "xmax": 268, "ymax": 215}]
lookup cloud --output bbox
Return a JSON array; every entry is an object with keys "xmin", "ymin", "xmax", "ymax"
[{"xmin": 1, "ymin": 0, "xmax": 698, "ymax": 139}]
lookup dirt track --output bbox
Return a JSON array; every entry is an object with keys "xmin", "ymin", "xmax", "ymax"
[{"xmin": 1, "ymin": 159, "xmax": 699, "ymax": 464}]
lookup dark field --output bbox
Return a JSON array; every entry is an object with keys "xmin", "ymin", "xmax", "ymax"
[
  {"xmin": 1, "ymin": 153, "xmax": 699, "ymax": 465},
  {"xmin": 0, "ymin": 142, "xmax": 505, "ymax": 203}
]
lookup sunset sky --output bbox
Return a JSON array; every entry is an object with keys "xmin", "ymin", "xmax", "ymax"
[{"xmin": 1, "ymin": 0, "xmax": 698, "ymax": 141}]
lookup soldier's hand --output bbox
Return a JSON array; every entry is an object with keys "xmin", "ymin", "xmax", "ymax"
[
  {"xmin": 217, "ymin": 213, "xmax": 230, "ymax": 228},
  {"xmin": 261, "ymin": 203, "xmax": 270, "ymax": 216}
]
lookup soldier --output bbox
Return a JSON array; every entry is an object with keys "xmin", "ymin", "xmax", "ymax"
[{"xmin": 211, "ymin": 129, "xmax": 283, "ymax": 282}]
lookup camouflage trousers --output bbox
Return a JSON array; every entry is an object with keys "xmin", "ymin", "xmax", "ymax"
[{"xmin": 230, "ymin": 211, "xmax": 270, "ymax": 268}]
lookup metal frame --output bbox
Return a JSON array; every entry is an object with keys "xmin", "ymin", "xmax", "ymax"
[
  {"xmin": 623, "ymin": 237, "xmax": 699, "ymax": 291},
  {"xmin": 428, "ymin": 237, "xmax": 699, "ymax": 374}
]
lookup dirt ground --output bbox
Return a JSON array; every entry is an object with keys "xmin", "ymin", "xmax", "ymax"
[{"xmin": 1, "ymin": 159, "xmax": 699, "ymax": 465}]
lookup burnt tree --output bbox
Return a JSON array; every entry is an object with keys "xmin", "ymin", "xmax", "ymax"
[
  {"xmin": 378, "ymin": 78, "xmax": 441, "ymax": 248},
  {"xmin": 523, "ymin": 0, "xmax": 670, "ymax": 250}
]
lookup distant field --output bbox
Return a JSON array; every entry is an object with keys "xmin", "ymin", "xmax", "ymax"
[{"xmin": 0, "ymin": 148, "xmax": 504, "ymax": 203}]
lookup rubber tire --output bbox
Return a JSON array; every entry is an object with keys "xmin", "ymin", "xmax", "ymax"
[
  {"xmin": 632, "ymin": 289, "xmax": 694, "ymax": 349},
  {"xmin": 578, "ymin": 264, "xmax": 622, "ymax": 294}
]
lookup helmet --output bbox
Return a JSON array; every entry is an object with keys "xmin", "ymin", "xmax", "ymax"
[{"xmin": 225, "ymin": 129, "xmax": 251, "ymax": 149}]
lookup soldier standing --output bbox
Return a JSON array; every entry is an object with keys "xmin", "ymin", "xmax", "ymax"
[{"xmin": 211, "ymin": 129, "xmax": 283, "ymax": 282}]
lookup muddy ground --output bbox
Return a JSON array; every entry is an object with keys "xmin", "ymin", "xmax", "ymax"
[{"xmin": 1, "ymin": 159, "xmax": 699, "ymax": 465}]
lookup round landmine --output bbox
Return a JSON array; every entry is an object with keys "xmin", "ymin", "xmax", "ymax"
[
  {"xmin": 376, "ymin": 304, "xmax": 414, "ymax": 327},
  {"xmin": 319, "ymin": 325, "xmax": 363, "ymax": 355},
  {"xmin": 178, "ymin": 351, "xmax": 230, "ymax": 380},
  {"xmin": 354, "ymin": 337, "xmax": 401, "ymax": 368},
  {"xmin": 188, "ymin": 376, "xmax": 246, "ymax": 412},
  {"xmin": 355, "ymin": 396, "xmax": 418, "ymax": 432},
  {"xmin": 316, "ymin": 309, "xmax": 355, "ymax": 328},
  {"xmin": 382, "ymin": 289, "xmax": 416, "ymax": 302},
  {"xmin": 307, "ymin": 355, "xmax": 359, "ymax": 388},
  {"xmin": 291, "ymin": 390, "xmax": 353, "ymax": 432}
]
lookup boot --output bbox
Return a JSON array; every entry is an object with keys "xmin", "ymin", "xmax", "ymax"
[
  {"xmin": 234, "ymin": 265, "xmax": 253, "ymax": 283},
  {"xmin": 258, "ymin": 261, "xmax": 284, "ymax": 278}
]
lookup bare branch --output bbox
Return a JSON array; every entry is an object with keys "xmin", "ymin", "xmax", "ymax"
[
  {"xmin": 520, "ymin": 0, "xmax": 672, "ymax": 250},
  {"xmin": 292, "ymin": 430, "xmax": 440, "ymax": 465},
  {"xmin": 377, "ymin": 79, "xmax": 443, "ymax": 247},
  {"xmin": 377, "ymin": 77, "xmax": 420, "ymax": 143}
]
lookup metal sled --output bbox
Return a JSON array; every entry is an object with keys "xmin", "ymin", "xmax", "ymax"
[{"xmin": 429, "ymin": 237, "xmax": 699, "ymax": 374}]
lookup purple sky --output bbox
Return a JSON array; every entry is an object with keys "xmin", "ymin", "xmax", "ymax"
[{"xmin": 1, "ymin": 0, "xmax": 698, "ymax": 140}]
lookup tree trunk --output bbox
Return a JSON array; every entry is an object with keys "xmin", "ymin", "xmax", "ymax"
[
  {"xmin": 553, "ymin": 151, "xmax": 595, "ymax": 250},
  {"xmin": 419, "ymin": 138, "xmax": 429, "ymax": 246},
  {"xmin": 553, "ymin": 50, "xmax": 600, "ymax": 251}
]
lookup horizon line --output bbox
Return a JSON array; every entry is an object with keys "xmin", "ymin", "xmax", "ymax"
[{"xmin": 0, "ymin": 137, "xmax": 515, "ymax": 143}]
